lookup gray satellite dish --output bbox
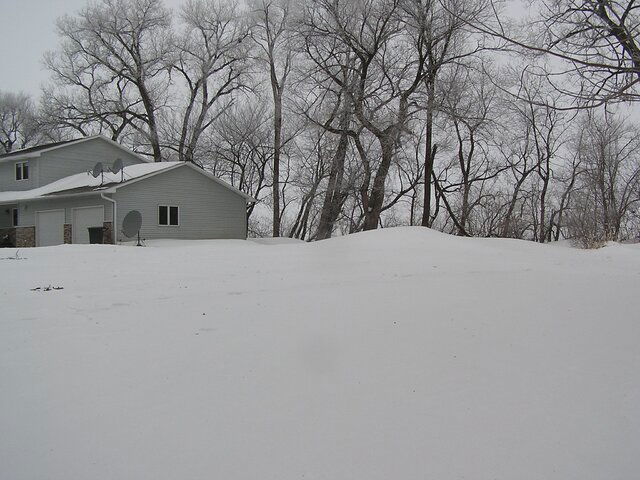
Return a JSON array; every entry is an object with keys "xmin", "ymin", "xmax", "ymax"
[
  {"xmin": 110, "ymin": 158, "xmax": 124, "ymax": 182},
  {"xmin": 91, "ymin": 162, "xmax": 104, "ymax": 178},
  {"xmin": 110, "ymin": 158, "xmax": 123, "ymax": 174},
  {"xmin": 122, "ymin": 210, "xmax": 143, "ymax": 246}
]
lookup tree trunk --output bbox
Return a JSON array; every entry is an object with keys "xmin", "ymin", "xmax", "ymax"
[
  {"xmin": 502, "ymin": 178, "xmax": 527, "ymax": 237},
  {"xmin": 272, "ymin": 91, "xmax": 282, "ymax": 237},
  {"xmin": 421, "ymin": 81, "xmax": 436, "ymax": 227},
  {"xmin": 138, "ymin": 83, "xmax": 162, "ymax": 162},
  {"xmin": 538, "ymin": 160, "xmax": 550, "ymax": 243},
  {"xmin": 316, "ymin": 110, "xmax": 350, "ymax": 240},
  {"xmin": 363, "ymin": 138, "xmax": 395, "ymax": 230}
]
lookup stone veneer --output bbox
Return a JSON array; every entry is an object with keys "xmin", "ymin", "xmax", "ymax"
[
  {"xmin": 3, "ymin": 223, "xmax": 114, "ymax": 247},
  {"xmin": 15, "ymin": 226, "xmax": 35, "ymax": 248},
  {"xmin": 0, "ymin": 227, "xmax": 16, "ymax": 247},
  {"xmin": 64, "ymin": 224, "xmax": 72, "ymax": 244},
  {"xmin": 103, "ymin": 222, "xmax": 113, "ymax": 244}
]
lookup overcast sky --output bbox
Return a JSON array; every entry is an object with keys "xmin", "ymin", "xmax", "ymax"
[{"xmin": 0, "ymin": 0, "xmax": 183, "ymax": 96}]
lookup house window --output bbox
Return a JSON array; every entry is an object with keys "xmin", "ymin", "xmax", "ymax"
[
  {"xmin": 12, "ymin": 208, "xmax": 18, "ymax": 227},
  {"xmin": 15, "ymin": 162, "xmax": 29, "ymax": 181},
  {"xmin": 158, "ymin": 205, "xmax": 179, "ymax": 226}
]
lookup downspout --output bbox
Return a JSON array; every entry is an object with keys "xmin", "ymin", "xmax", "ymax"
[{"xmin": 100, "ymin": 193, "xmax": 117, "ymax": 244}]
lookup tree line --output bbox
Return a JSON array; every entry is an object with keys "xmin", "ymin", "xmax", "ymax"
[{"xmin": 1, "ymin": 0, "xmax": 639, "ymax": 245}]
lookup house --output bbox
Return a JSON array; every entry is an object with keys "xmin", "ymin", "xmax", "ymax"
[{"xmin": 0, "ymin": 136, "xmax": 255, "ymax": 247}]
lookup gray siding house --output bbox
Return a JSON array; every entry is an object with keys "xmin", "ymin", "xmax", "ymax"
[{"xmin": 0, "ymin": 136, "xmax": 254, "ymax": 247}]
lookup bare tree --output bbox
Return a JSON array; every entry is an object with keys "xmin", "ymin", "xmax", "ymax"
[
  {"xmin": 495, "ymin": 122, "xmax": 539, "ymax": 238},
  {"xmin": 46, "ymin": 0, "xmax": 173, "ymax": 161},
  {"xmin": 300, "ymin": 0, "xmax": 417, "ymax": 230},
  {"xmin": 547, "ymin": 149, "xmax": 582, "ymax": 241},
  {"xmin": 411, "ymin": 0, "xmax": 492, "ymax": 227},
  {"xmin": 39, "ymin": 79, "xmax": 138, "ymax": 141},
  {"xmin": 171, "ymin": 0, "xmax": 251, "ymax": 163},
  {"xmin": 293, "ymin": 34, "xmax": 357, "ymax": 239},
  {"xmin": 285, "ymin": 128, "xmax": 331, "ymax": 240},
  {"xmin": 204, "ymin": 101, "xmax": 273, "ymax": 221},
  {"xmin": 476, "ymin": 0, "xmax": 640, "ymax": 105},
  {"xmin": 250, "ymin": 0, "xmax": 296, "ymax": 236},
  {"xmin": 434, "ymin": 65, "xmax": 509, "ymax": 236},
  {"xmin": 568, "ymin": 111, "xmax": 640, "ymax": 244},
  {"xmin": 0, "ymin": 91, "xmax": 39, "ymax": 153},
  {"xmin": 513, "ymin": 72, "xmax": 567, "ymax": 242}
]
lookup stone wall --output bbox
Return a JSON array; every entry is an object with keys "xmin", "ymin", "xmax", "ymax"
[
  {"xmin": 15, "ymin": 226, "xmax": 35, "ymax": 248},
  {"xmin": 64, "ymin": 224, "xmax": 72, "ymax": 244},
  {"xmin": 0, "ymin": 227, "xmax": 16, "ymax": 247},
  {"xmin": 4, "ymin": 222, "xmax": 114, "ymax": 247},
  {"xmin": 103, "ymin": 222, "xmax": 113, "ymax": 244}
]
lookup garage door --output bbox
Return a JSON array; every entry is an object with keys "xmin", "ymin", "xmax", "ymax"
[
  {"xmin": 36, "ymin": 210, "xmax": 65, "ymax": 247},
  {"xmin": 73, "ymin": 206, "xmax": 104, "ymax": 244}
]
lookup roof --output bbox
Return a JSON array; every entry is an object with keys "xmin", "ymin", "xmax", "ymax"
[
  {"xmin": 0, "ymin": 139, "xmax": 79, "ymax": 159},
  {"xmin": 103, "ymin": 162, "xmax": 257, "ymax": 202},
  {"xmin": 0, "ymin": 135, "xmax": 151, "ymax": 164},
  {"xmin": 0, "ymin": 161, "xmax": 257, "ymax": 205},
  {"xmin": 0, "ymin": 163, "xmax": 180, "ymax": 204}
]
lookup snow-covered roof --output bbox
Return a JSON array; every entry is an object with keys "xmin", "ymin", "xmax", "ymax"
[
  {"xmin": 0, "ymin": 162, "xmax": 181, "ymax": 204},
  {"xmin": 0, "ymin": 161, "xmax": 258, "ymax": 205},
  {"xmin": 104, "ymin": 161, "xmax": 258, "ymax": 202}
]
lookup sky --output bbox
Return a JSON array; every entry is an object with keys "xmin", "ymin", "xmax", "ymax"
[
  {"xmin": 0, "ymin": 0, "xmax": 524, "ymax": 97},
  {"xmin": 1, "ymin": 0, "xmax": 637, "ymax": 119},
  {"xmin": 0, "ymin": 0, "xmax": 183, "ymax": 96}
]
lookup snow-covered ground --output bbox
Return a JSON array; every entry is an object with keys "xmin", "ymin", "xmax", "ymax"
[{"xmin": 1, "ymin": 227, "xmax": 639, "ymax": 480}]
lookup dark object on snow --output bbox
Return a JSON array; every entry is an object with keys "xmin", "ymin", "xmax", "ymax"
[
  {"xmin": 1, "ymin": 250, "xmax": 25, "ymax": 261},
  {"xmin": 88, "ymin": 227, "xmax": 104, "ymax": 244},
  {"xmin": 31, "ymin": 285, "xmax": 64, "ymax": 292}
]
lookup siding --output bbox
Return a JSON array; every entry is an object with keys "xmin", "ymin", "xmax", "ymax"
[
  {"xmin": 114, "ymin": 165, "xmax": 247, "ymax": 240},
  {"xmin": 0, "ymin": 138, "xmax": 145, "ymax": 192},
  {"xmin": 0, "ymin": 158, "xmax": 39, "ymax": 192},
  {"xmin": 37, "ymin": 138, "xmax": 144, "ymax": 187},
  {"xmin": 0, "ymin": 206, "xmax": 14, "ymax": 228},
  {"xmin": 19, "ymin": 196, "xmax": 113, "ymax": 226}
]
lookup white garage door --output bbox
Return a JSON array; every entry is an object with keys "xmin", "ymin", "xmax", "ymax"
[
  {"xmin": 36, "ymin": 209, "xmax": 65, "ymax": 247},
  {"xmin": 73, "ymin": 206, "xmax": 105, "ymax": 244}
]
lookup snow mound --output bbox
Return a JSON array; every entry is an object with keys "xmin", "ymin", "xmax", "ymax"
[
  {"xmin": 250, "ymin": 237, "xmax": 306, "ymax": 245},
  {"xmin": 1, "ymin": 227, "xmax": 639, "ymax": 480}
]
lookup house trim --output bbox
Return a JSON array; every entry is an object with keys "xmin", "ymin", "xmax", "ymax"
[
  {"xmin": 157, "ymin": 205, "xmax": 180, "ymax": 227},
  {"xmin": 15, "ymin": 161, "xmax": 29, "ymax": 181},
  {"xmin": 0, "ymin": 191, "xmax": 106, "ymax": 206}
]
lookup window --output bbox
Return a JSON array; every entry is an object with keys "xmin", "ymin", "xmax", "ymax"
[
  {"xmin": 15, "ymin": 162, "xmax": 29, "ymax": 181},
  {"xmin": 11, "ymin": 208, "xmax": 18, "ymax": 227},
  {"xmin": 158, "ymin": 205, "xmax": 179, "ymax": 226}
]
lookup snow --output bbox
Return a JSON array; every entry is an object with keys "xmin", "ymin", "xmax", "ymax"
[
  {"xmin": 1, "ymin": 227, "xmax": 639, "ymax": 480},
  {"xmin": 250, "ymin": 236, "xmax": 306, "ymax": 245},
  {"xmin": 0, "ymin": 162, "xmax": 181, "ymax": 204}
]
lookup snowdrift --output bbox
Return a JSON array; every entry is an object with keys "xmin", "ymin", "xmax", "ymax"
[{"xmin": 1, "ymin": 227, "xmax": 638, "ymax": 480}]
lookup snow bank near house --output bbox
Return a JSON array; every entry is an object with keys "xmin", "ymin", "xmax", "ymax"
[
  {"xmin": 1, "ymin": 227, "xmax": 639, "ymax": 480},
  {"xmin": 250, "ymin": 236, "xmax": 306, "ymax": 245}
]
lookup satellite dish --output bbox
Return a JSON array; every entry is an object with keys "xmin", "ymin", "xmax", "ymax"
[
  {"xmin": 91, "ymin": 162, "xmax": 104, "ymax": 178},
  {"xmin": 122, "ymin": 210, "xmax": 143, "ymax": 246},
  {"xmin": 110, "ymin": 158, "xmax": 123, "ymax": 174},
  {"xmin": 110, "ymin": 158, "xmax": 124, "ymax": 182}
]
